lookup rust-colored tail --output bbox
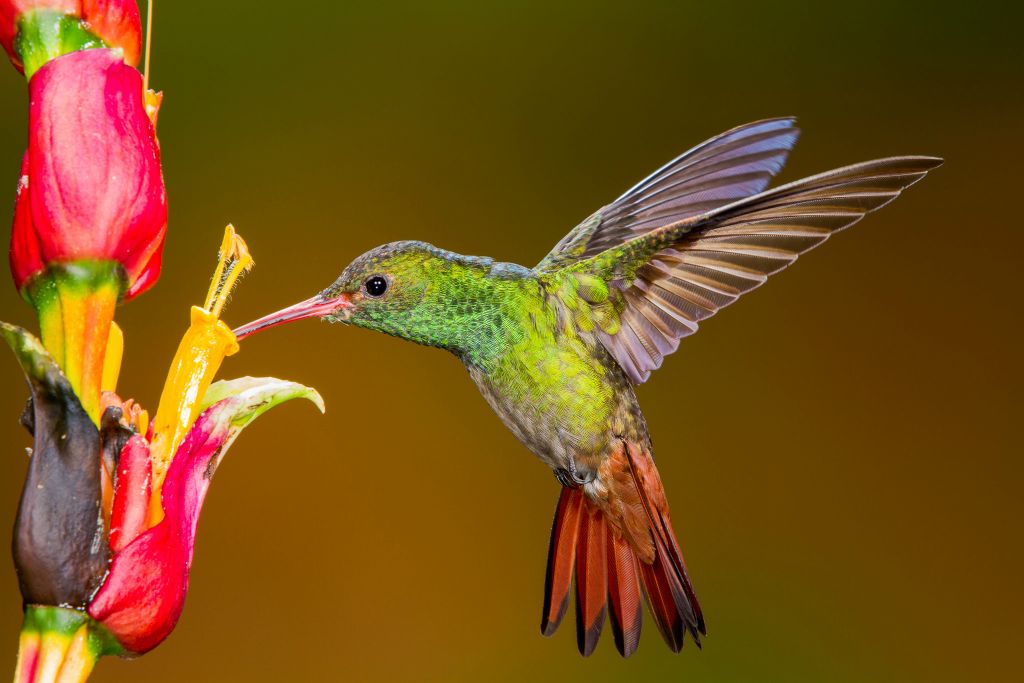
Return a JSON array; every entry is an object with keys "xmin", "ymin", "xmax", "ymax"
[{"xmin": 541, "ymin": 447, "xmax": 705, "ymax": 656}]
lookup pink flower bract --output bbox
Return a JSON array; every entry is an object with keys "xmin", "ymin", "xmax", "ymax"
[{"xmin": 10, "ymin": 47, "xmax": 166, "ymax": 300}]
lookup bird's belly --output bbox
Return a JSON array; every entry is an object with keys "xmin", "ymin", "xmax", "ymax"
[
  {"xmin": 470, "ymin": 377, "xmax": 572, "ymax": 470},
  {"xmin": 466, "ymin": 339, "xmax": 621, "ymax": 474}
]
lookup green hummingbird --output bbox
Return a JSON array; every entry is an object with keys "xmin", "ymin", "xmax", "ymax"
[{"xmin": 234, "ymin": 118, "xmax": 940, "ymax": 657}]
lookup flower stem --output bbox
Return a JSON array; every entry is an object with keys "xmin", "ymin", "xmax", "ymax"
[{"xmin": 13, "ymin": 607, "xmax": 122, "ymax": 683}]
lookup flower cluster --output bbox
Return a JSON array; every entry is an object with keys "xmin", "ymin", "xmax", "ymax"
[{"xmin": 1, "ymin": 2, "xmax": 321, "ymax": 681}]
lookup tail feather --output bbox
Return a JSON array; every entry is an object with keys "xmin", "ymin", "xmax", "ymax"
[
  {"xmin": 574, "ymin": 506, "xmax": 608, "ymax": 655},
  {"xmin": 607, "ymin": 535, "xmax": 643, "ymax": 657},
  {"xmin": 541, "ymin": 487, "xmax": 583, "ymax": 636},
  {"xmin": 625, "ymin": 441, "xmax": 706, "ymax": 646},
  {"xmin": 639, "ymin": 553, "xmax": 685, "ymax": 651},
  {"xmin": 541, "ymin": 442, "xmax": 705, "ymax": 656},
  {"xmin": 652, "ymin": 505, "xmax": 705, "ymax": 642}
]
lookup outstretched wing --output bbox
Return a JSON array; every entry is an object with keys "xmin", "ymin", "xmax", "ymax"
[
  {"xmin": 535, "ymin": 118, "xmax": 801, "ymax": 274},
  {"xmin": 564, "ymin": 156, "xmax": 943, "ymax": 384}
]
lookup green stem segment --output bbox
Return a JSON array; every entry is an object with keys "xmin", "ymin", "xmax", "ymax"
[
  {"xmin": 14, "ymin": 606, "xmax": 123, "ymax": 683},
  {"xmin": 23, "ymin": 262, "xmax": 124, "ymax": 424},
  {"xmin": 14, "ymin": 10, "xmax": 107, "ymax": 80}
]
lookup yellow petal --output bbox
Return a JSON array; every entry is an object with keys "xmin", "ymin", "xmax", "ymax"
[
  {"xmin": 149, "ymin": 306, "xmax": 238, "ymax": 489},
  {"xmin": 101, "ymin": 322, "xmax": 124, "ymax": 394},
  {"xmin": 146, "ymin": 226, "xmax": 253, "ymax": 524}
]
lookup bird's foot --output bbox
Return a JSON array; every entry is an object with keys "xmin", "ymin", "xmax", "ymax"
[{"xmin": 554, "ymin": 457, "xmax": 590, "ymax": 488}]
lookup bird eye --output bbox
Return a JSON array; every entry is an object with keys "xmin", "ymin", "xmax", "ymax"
[{"xmin": 364, "ymin": 275, "xmax": 389, "ymax": 297}]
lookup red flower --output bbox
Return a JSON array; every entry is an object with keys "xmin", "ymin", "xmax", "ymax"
[
  {"xmin": 10, "ymin": 47, "xmax": 166, "ymax": 301},
  {"xmin": 2, "ymin": 322, "xmax": 323, "ymax": 656},
  {"xmin": 0, "ymin": 0, "xmax": 141, "ymax": 72},
  {"xmin": 90, "ymin": 379, "xmax": 324, "ymax": 653},
  {"xmin": 4, "ymin": 226, "xmax": 322, "ymax": 663},
  {"xmin": 1, "ymin": 3, "xmax": 325, "ymax": 679}
]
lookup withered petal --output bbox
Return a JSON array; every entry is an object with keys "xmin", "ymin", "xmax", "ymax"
[
  {"xmin": 99, "ymin": 404, "xmax": 133, "ymax": 479},
  {"xmin": 1, "ymin": 322, "xmax": 108, "ymax": 608}
]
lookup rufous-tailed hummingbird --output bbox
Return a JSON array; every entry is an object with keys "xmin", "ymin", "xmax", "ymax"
[{"xmin": 234, "ymin": 119, "xmax": 941, "ymax": 657}]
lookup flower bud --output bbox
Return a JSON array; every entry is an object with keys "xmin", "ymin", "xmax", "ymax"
[{"xmin": 10, "ymin": 47, "xmax": 166, "ymax": 300}]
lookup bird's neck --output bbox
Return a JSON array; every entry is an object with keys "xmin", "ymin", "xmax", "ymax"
[{"xmin": 358, "ymin": 259, "xmax": 538, "ymax": 367}]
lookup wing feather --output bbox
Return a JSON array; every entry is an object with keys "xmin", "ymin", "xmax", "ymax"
[
  {"xmin": 593, "ymin": 156, "xmax": 942, "ymax": 383},
  {"xmin": 536, "ymin": 118, "xmax": 800, "ymax": 272}
]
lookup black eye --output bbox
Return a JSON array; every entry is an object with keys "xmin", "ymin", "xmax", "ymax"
[{"xmin": 364, "ymin": 275, "xmax": 388, "ymax": 297}]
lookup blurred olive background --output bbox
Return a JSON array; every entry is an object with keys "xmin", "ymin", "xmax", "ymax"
[{"xmin": 1, "ymin": 1, "xmax": 1021, "ymax": 681}]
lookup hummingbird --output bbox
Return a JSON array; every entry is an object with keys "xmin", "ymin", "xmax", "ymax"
[{"xmin": 234, "ymin": 118, "xmax": 940, "ymax": 657}]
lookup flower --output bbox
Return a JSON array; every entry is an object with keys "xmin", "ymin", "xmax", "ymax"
[
  {"xmin": 2, "ymin": 3, "xmax": 322, "ymax": 680},
  {"xmin": 0, "ymin": 0, "xmax": 142, "ymax": 75},
  {"xmin": 3, "ymin": 227, "xmax": 324, "ymax": 671},
  {"xmin": 90, "ymin": 376, "xmax": 324, "ymax": 653},
  {"xmin": 11, "ymin": 46, "xmax": 166, "ymax": 421},
  {"xmin": 12, "ymin": 47, "xmax": 166, "ymax": 300}
]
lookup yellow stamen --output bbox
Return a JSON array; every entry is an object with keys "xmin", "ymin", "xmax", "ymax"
[
  {"xmin": 204, "ymin": 224, "xmax": 253, "ymax": 318},
  {"xmin": 101, "ymin": 322, "xmax": 124, "ymax": 394},
  {"xmin": 147, "ymin": 226, "xmax": 250, "ymax": 523}
]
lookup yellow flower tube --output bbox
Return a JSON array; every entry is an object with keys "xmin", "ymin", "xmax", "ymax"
[{"xmin": 147, "ymin": 226, "xmax": 252, "ymax": 522}]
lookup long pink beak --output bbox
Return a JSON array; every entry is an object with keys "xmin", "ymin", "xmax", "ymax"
[{"xmin": 232, "ymin": 293, "xmax": 352, "ymax": 340}]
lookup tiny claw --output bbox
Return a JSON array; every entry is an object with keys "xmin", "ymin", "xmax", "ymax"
[{"xmin": 554, "ymin": 458, "xmax": 590, "ymax": 488}]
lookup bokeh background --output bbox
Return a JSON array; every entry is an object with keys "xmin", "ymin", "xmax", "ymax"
[{"xmin": 1, "ymin": 1, "xmax": 1021, "ymax": 680}]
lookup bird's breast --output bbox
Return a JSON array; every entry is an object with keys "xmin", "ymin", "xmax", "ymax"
[{"xmin": 465, "ymin": 314, "xmax": 641, "ymax": 474}]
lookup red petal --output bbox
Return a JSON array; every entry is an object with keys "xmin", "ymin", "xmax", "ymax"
[
  {"xmin": 87, "ymin": 380, "xmax": 321, "ymax": 653},
  {"xmin": 9, "ymin": 152, "xmax": 44, "ymax": 289},
  {"xmin": 108, "ymin": 435, "xmax": 151, "ymax": 553},
  {"xmin": 87, "ymin": 414, "xmax": 226, "ymax": 654},
  {"xmin": 80, "ymin": 1, "xmax": 143, "ymax": 65},
  {"xmin": 121, "ymin": 230, "xmax": 163, "ymax": 301}
]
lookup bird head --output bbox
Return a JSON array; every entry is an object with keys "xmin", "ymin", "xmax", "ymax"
[{"xmin": 233, "ymin": 240, "xmax": 501, "ymax": 350}]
